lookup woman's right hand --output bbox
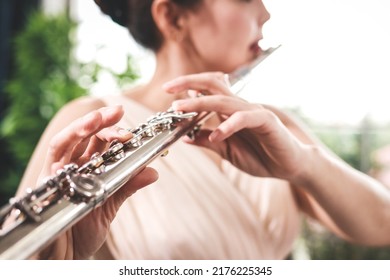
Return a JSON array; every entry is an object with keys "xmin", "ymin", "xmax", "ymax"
[{"xmin": 37, "ymin": 106, "xmax": 158, "ymax": 259}]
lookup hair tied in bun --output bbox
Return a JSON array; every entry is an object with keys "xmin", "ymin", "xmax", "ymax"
[{"xmin": 94, "ymin": 0, "xmax": 128, "ymax": 27}]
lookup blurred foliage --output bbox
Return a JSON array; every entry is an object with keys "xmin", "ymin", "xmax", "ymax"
[
  {"xmin": 0, "ymin": 11, "xmax": 81, "ymax": 206},
  {"xmin": 1, "ymin": 11, "xmax": 84, "ymax": 164},
  {"xmin": 301, "ymin": 220, "xmax": 390, "ymax": 259},
  {"xmin": 293, "ymin": 112, "xmax": 390, "ymax": 259},
  {"xmin": 0, "ymin": 10, "xmax": 138, "ymax": 206},
  {"xmin": 315, "ymin": 128, "xmax": 361, "ymax": 169}
]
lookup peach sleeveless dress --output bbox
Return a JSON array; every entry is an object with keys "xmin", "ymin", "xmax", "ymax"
[{"xmin": 95, "ymin": 95, "xmax": 300, "ymax": 259}]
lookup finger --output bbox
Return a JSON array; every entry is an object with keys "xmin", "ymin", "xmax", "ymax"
[
  {"xmin": 111, "ymin": 167, "xmax": 159, "ymax": 209},
  {"xmin": 69, "ymin": 137, "xmax": 92, "ymax": 163},
  {"xmin": 172, "ymin": 95, "xmax": 251, "ymax": 116},
  {"xmin": 70, "ymin": 136, "xmax": 107, "ymax": 164},
  {"xmin": 77, "ymin": 127, "xmax": 133, "ymax": 165},
  {"xmin": 49, "ymin": 105, "xmax": 125, "ymax": 162},
  {"xmin": 163, "ymin": 72, "xmax": 231, "ymax": 96},
  {"xmin": 42, "ymin": 106, "xmax": 125, "ymax": 176},
  {"xmin": 50, "ymin": 162, "xmax": 64, "ymax": 176},
  {"xmin": 42, "ymin": 111, "xmax": 103, "ymax": 176},
  {"xmin": 95, "ymin": 126, "xmax": 133, "ymax": 143},
  {"xmin": 68, "ymin": 127, "xmax": 132, "ymax": 166},
  {"xmin": 210, "ymin": 109, "xmax": 281, "ymax": 142},
  {"xmin": 96, "ymin": 105, "xmax": 125, "ymax": 127}
]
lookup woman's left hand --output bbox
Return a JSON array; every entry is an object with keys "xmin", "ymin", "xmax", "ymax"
[{"xmin": 163, "ymin": 72, "xmax": 309, "ymax": 181}]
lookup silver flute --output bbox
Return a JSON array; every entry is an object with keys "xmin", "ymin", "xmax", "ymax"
[{"xmin": 0, "ymin": 45, "xmax": 280, "ymax": 260}]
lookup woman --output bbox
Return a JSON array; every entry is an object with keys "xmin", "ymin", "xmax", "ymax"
[{"xmin": 18, "ymin": 0, "xmax": 390, "ymax": 259}]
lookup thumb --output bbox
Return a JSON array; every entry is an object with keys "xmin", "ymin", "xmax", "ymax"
[{"xmin": 111, "ymin": 167, "xmax": 159, "ymax": 208}]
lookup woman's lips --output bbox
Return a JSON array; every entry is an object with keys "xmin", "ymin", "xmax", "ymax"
[{"xmin": 250, "ymin": 41, "xmax": 262, "ymax": 56}]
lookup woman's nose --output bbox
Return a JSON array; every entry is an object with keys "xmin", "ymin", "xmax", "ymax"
[{"xmin": 258, "ymin": 0, "xmax": 271, "ymax": 26}]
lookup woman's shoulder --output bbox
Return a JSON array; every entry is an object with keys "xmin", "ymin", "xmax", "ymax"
[
  {"xmin": 42, "ymin": 96, "xmax": 111, "ymax": 136},
  {"xmin": 53, "ymin": 95, "xmax": 133, "ymax": 120},
  {"xmin": 59, "ymin": 96, "xmax": 107, "ymax": 114}
]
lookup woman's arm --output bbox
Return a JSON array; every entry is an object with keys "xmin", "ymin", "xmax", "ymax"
[
  {"xmin": 163, "ymin": 72, "xmax": 390, "ymax": 246},
  {"xmin": 268, "ymin": 104, "xmax": 390, "ymax": 246}
]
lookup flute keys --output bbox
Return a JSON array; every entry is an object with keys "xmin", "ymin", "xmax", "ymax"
[
  {"xmin": 78, "ymin": 153, "xmax": 105, "ymax": 174},
  {"xmin": 103, "ymin": 142, "xmax": 125, "ymax": 163},
  {"xmin": 160, "ymin": 150, "xmax": 169, "ymax": 157},
  {"xmin": 129, "ymin": 135, "xmax": 143, "ymax": 148},
  {"xmin": 69, "ymin": 174, "xmax": 105, "ymax": 203},
  {"xmin": 187, "ymin": 125, "xmax": 201, "ymax": 140}
]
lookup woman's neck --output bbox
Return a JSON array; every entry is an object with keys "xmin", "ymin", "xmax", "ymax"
[{"xmin": 125, "ymin": 45, "xmax": 205, "ymax": 112}]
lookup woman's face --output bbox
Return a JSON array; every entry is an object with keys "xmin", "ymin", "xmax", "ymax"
[{"xmin": 183, "ymin": 0, "xmax": 270, "ymax": 73}]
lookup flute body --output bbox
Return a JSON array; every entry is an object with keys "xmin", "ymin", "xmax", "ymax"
[{"xmin": 0, "ymin": 46, "xmax": 279, "ymax": 259}]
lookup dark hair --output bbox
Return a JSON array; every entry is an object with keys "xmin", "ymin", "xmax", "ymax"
[{"xmin": 94, "ymin": 0, "xmax": 201, "ymax": 52}]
